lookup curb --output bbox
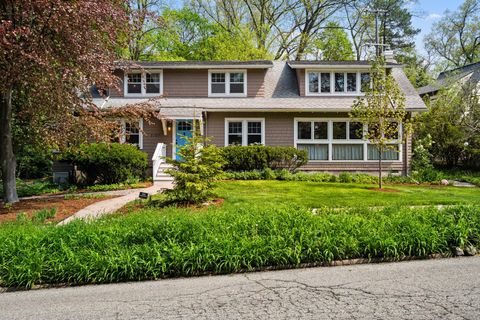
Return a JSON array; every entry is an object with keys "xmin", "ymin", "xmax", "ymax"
[{"xmin": 2, "ymin": 253, "xmax": 471, "ymax": 292}]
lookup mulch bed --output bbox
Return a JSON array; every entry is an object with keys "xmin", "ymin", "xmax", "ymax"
[{"xmin": 0, "ymin": 196, "xmax": 117, "ymax": 224}]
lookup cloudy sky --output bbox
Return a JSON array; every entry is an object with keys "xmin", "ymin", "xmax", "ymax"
[{"xmin": 411, "ymin": 0, "xmax": 463, "ymax": 53}]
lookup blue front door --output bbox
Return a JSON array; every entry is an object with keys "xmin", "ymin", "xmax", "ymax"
[{"xmin": 175, "ymin": 120, "xmax": 193, "ymax": 160}]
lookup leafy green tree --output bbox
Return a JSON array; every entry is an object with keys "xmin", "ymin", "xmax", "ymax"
[
  {"xmin": 417, "ymin": 83, "xmax": 480, "ymax": 168},
  {"xmin": 350, "ymin": 58, "xmax": 409, "ymax": 188},
  {"xmin": 154, "ymin": 8, "xmax": 269, "ymax": 60},
  {"xmin": 313, "ymin": 22, "xmax": 354, "ymax": 60},
  {"xmin": 342, "ymin": 0, "xmax": 420, "ymax": 60},
  {"xmin": 396, "ymin": 49, "xmax": 433, "ymax": 88},
  {"xmin": 425, "ymin": 0, "xmax": 480, "ymax": 68}
]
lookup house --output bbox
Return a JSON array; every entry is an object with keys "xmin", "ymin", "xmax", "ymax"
[
  {"xmin": 92, "ymin": 53, "xmax": 427, "ymax": 182},
  {"xmin": 418, "ymin": 61, "xmax": 480, "ymax": 98}
]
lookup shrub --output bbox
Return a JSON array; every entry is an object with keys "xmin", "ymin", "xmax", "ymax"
[
  {"xmin": 164, "ymin": 134, "xmax": 225, "ymax": 205},
  {"xmin": 339, "ymin": 172, "xmax": 353, "ymax": 183},
  {"xmin": 1, "ymin": 205, "xmax": 479, "ymax": 288},
  {"xmin": 66, "ymin": 143, "xmax": 147, "ymax": 185},
  {"xmin": 221, "ymin": 146, "xmax": 308, "ymax": 172},
  {"xmin": 263, "ymin": 168, "xmax": 277, "ymax": 180}
]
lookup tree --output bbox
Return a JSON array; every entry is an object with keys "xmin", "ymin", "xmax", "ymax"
[
  {"xmin": 0, "ymin": 1, "xmax": 128, "ymax": 203},
  {"xmin": 341, "ymin": 0, "xmax": 420, "ymax": 60},
  {"xmin": 350, "ymin": 58, "xmax": 409, "ymax": 188},
  {"xmin": 425, "ymin": 0, "xmax": 480, "ymax": 69},
  {"xmin": 396, "ymin": 49, "xmax": 433, "ymax": 88},
  {"xmin": 154, "ymin": 8, "xmax": 268, "ymax": 60},
  {"xmin": 416, "ymin": 83, "xmax": 480, "ymax": 168},
  {"xmin": 164, "ymin": 129, "xmax": 225, "ymax": 205},
  {"xmin": 124, "ymin": 0, "xmax": 164, "ymax": 60},
  {"xmin": 312, "ymin": 22, "xmax": 354, "ymax": 60}
]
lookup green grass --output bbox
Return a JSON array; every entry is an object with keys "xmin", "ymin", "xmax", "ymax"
[
  {"xmin": 215, "ymin": 180, "xmax": 480, "ymax": 208},
  {"xmin": 1, "ymin": 204, "xmax": 479, "ymax": 288}
]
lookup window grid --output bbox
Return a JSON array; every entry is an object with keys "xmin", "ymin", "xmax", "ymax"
[
  {"xmin": 306, "ymin": 71, "xmax": 371, "ymax": 95},
  {"xmin": 295, "ymin": 119, "xmax": 402, "ymax": 162},
  {"xmin": 125, "ymin": 71, "xmax": 163, "ymax": 96},
  {"xmin": 209, "ymin": 71, "xmax": 246, "ymax": 96},
  {"xmin": 225, "ymin": 119, "xmax": 264, "ymax": 146}
]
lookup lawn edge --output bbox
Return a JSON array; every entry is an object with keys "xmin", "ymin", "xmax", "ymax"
[{"xmin": 2, "ymin": 253, "xmax": 472, "ymax": 292}]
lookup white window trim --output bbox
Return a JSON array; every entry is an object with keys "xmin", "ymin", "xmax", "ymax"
[
  {"xmin": 208, "ymin": 70, "xmax": 247, "ymax": 97},
  {"xmin": 293, "ymin": 118, "xmax": 402, "ymax": 163},
  {"xmin": 224, "ymin": 118, "xmax": 265, "ymax": 146},
  {"xmin": 120, "ymin": 118, "xmax": 143, "ymax": 149},
  {"xmin": 124, "ymin": 70, "xmax": 163, "ymax": 97},
  {"xmin": 305, "ymin": 69, "xmax": 372, "ymax": 97}
]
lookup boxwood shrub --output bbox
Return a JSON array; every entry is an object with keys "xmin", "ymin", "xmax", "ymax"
[
  {"xmin": 66, "ymin": 143, "xmax": 147, "ymax": 184},
  {"xmin": 221, "ymin": 145, "xmax": 308, "ymax": 172}
]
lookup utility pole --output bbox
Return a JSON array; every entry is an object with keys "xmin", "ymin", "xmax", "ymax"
[{"xmin": 365, "ymin": 8, "xmax": 388, "ymax": 57}]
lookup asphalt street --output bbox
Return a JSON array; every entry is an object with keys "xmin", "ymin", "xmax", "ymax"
[{"xmin": 1, "ymin": 256, "xmax": 479, "ymax": 319}]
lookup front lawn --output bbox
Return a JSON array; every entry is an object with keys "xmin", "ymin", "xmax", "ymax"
[
  {"xmin": 1, "ymin": 181, "xmax": 479, "ymax": 289},
  {"xmin": 216, "ymin": 181, "xmax": 480, "ymax": 208}
]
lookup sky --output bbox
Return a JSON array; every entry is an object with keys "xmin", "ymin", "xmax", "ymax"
[{"xmin": 411, "ymin": 0, "xmax": 464, "ymax": 54}]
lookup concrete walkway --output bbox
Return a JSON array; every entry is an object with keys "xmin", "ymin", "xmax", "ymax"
[{"xmin": 58, "ymin": 181, "xmax": 173, "ymax": 225}]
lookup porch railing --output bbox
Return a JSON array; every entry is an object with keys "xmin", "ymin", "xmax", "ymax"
[{"xmin": 152, "ymin": 143, "xmax": 167, "ymax": 179}]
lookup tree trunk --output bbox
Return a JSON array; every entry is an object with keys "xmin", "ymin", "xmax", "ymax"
[
  {"xmin": 0, "ymin": 88, "xmax": 19, "ymax": 203},
  {"xmin": 378, "ymin": 148, "xmax": 383, "ymax": 189}
]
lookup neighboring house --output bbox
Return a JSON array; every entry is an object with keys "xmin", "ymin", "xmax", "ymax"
[
  {"xmin": 418, "ymin": 61, "xmax": 480, "ymax": 98},
  {"xmin": 91, "ymin": 54, "xmax": 426, "ymax": 182}
]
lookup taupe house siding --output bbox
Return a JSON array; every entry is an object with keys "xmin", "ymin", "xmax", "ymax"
[
  {"xmin": 163, "ymin": 69, "xmax": 208, "ymax": 97},
  {"xmin": 110, "ymin": 69, "xmax": 267, "ymax": 98},
  {"xmin": 296, "ymin": 69, "xmax": 305, "ymax": 96},
  {"xmin": 141, "ymin": 118, "xmax": 173, "ymax": 167},
  {"xmin": 205, "ymin": 111, "xmax": 412, "ymax": 174}
]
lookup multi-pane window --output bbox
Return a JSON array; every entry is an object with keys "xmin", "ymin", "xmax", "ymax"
[
  {"xmin": 230, "ymin": 73, "xmax": 245, "ymax": 94},
  {"xmin": 225, "ymin": 119, "xmax": 264, "ymax": 146},
  {"xmin": 347, "ymin": 73, "xmax": 357, "ymax": 92},
  {"xmin": 121, "ymin": 120, "xmax": 143, "ymax": 149},
  {"xmin": 127, "ymin": 74, "xmax": 142, "ymax": 94},
  {"xmin": 146, "ymin": 73, "xmax": 161, "ymax": 94},
  {"xmin": 125, "ymin": 71, "xmax": 162, "ymax": 96},
  {"xmin": 307, "ymin": 71, "xmax": 371, "ymax": 95},
  {"xmin": 211, "ymin": 73, "xmax": 226, "ymax": 94},
  {"xmin": 210, "ymin": 71, "xmax": 246, "ymax": 96},
  {"xmin": 360, "ymin": 73, "xmax": 371, "ymax": 92},
  {"xmin": 295, "ymin": 119, "xmax": 402, "ymax": 162},
  {"xmin": 334, "ymin": 73, "xmax": 344, "ymax": 92},
  {"xmin": 227, "ymin": 121, "xmax": 243, "ymax": 145}
]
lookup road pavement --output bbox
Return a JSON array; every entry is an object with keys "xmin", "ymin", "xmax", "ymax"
[{"xmin": 1, "ymin": 256, "xmax": 479, "ymax": 319}]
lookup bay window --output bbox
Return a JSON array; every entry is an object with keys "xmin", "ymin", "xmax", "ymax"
[
  {"xmin": 209, "ymin": 70, "xmax": 246, "ymax": 96},
  {"xmin": 295, "ymin": 118, "xmax": 402, "ymax": 162},
  {"xmin": 225, "ymin": 118, "xmax": 264, "ymax": 146}
]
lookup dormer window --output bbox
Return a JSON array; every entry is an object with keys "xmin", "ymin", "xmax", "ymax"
[
  {"xmin": 306, "ymin": 71, "xmax": 370, "ymax": 96},
  {"xmin": 209, "ymin": 70, "xmax": 247, "ymax": 97},
  {"xmin": 124, "ymin": 71, "xmax": 163, "ymax": 96}
]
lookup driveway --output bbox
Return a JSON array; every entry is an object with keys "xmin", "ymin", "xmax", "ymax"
[{"xmin": 1, "ymin": 257, "xmax": 479, "ymax": 320}]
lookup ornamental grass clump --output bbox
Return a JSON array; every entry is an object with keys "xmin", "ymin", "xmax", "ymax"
[{"xmin": 0, "ymin": 205, "xmax": 479, "ymax": 289}]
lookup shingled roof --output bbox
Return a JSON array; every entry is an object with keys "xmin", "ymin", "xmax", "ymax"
[
  {"xmin": 97, "ymin": 60, "xmax": 426, "ymax": 112},
  {"xmin": 418, "ymin": 61, "xmax": 480, "ymax": 96},
  {"xmin": 115, "ymin": 60, "xmax": 273, "ymax": 69}
]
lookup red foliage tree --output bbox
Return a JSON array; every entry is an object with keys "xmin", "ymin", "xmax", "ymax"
[{"xmin": 0, "ymin": 1, "xmax": 130, "ymax": 203}]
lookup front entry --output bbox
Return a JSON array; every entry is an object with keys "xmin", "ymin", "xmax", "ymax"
[{"xmin": 175, "ymin": 119, "xmax": 193, "ymax": 160}]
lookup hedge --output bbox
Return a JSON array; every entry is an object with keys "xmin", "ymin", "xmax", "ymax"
[
  {"xmin": 65, "ymin": 143, "xmax": 147, "ymax": 185},
  {"xmin": 220, "ymin": 145, "xmax": 308, "ymax": 172}
]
